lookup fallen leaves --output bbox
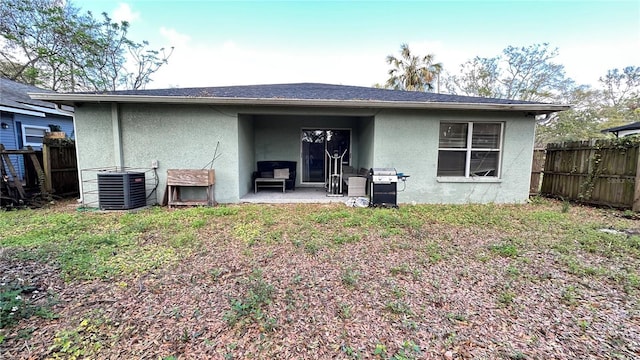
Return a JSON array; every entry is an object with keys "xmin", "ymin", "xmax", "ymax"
[{"xmin": 1, "ymin": 201, "xmax": 639, "ymax": 359}]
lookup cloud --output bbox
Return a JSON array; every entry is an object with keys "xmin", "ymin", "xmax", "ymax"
[
  {"xmin": 159, "ymin": 27, "xmax": 191, "ymax": 47},
  {"xmin": 149, "ymin": 26, "xmax": 392, "ymax": 89},
  {"xmin": 112, "ymin": 3, "xmax": 140, "ymax": 23},
  {"xmin": 150, "ymin": 38, "xmax": 391, "ymax": 89},
  {"xmin": 558, "ymin": 41, "xmax": 638, "ymax": 87}
]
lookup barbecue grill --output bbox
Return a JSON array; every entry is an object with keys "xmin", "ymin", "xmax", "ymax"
[{"xmin": 368, "ymin": 168, "xmax": 398, "ymax": 207}]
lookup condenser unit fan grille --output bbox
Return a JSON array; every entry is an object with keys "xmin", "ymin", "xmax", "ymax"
[{"xmin": 97, "ymin": 172, "xmax": 146, "ymax": 210}]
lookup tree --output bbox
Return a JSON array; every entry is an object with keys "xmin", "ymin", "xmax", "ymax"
[
  {"xmin": 535, "ymin": 66, "xmax": 640, "ymax": 145},
  {"xmin": 442, "ymin": 42, "xmax": 639, "ymax": 145},
  {"xmin": 501, "ymin": 43, "xmax": 570, "ymax": 101},
  {"xmin": 445, "ymin": 56, "xmax": 501, "ymax": 98},
  {"xmin": 0, "ymin": 0, "xmax": 172, "ymax": 92},
  {"xmin": 445, "ymin": 43, "xmax": 570, "ymax": 102},
  {"xmin": 599, "ymin": 66, "xmax": 640, "ymax": 109},
  {"xmin": 385, "ymin": 43, "xmax": 442, "ymax": 92},
  {"xmin": 535, "ymin": 85, "xmax": 604, "ymax": 145}
]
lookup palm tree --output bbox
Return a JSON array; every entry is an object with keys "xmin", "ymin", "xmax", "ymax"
[{"xmin": 385, "ymin": 43, "xmax": 443, "ymax": 92}]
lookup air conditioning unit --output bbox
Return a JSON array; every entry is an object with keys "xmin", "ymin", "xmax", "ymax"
[{"xmin": 97, "ymin": 172, "xmax": 146, "ymax": 210}]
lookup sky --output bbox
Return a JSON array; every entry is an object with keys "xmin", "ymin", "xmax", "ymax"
[{"xmin": 75, "ymin": 0, "xmax": 640, "ymax": 90}]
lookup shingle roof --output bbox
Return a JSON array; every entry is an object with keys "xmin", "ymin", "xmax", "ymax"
[
  {"xmin": 96, "ymin": 82, "xmax": 546, "ymax": 105},
  {"xmin": 29, "ymin": 82, "xmax": 570, "ymax": 114},
  {"xmin": 0, "ymin": 77, "xmax": 58, "ymax": 110}
]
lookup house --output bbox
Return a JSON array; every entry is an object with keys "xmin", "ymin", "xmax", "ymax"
[
  {"xmin": 30, "ymin": 83, "xmax": 568, "ymax": 205},
  {"xmin": 600, "ymin": 122, "xmax": 640, "ymax": 138},
  {"xmin": 1, "ymin": 77, "xmax": 74, "ymax": 181}
]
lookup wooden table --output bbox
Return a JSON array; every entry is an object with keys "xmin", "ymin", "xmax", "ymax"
[{"xmin": 254, "ymin": 178, "xmax": 286, "ymax": 193}]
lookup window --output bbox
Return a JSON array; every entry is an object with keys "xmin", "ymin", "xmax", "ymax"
[
  {"xmin": 21, "ymin": 125, "xmax": 50, "ymax": 148},
  {"xmin": 437, "ymin": 122, "xmax": 503, "ymax": 177}
]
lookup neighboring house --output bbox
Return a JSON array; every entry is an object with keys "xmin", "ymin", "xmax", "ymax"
[
  {"xmin": 1, "ymin": 77, "xmax": 74, "ymax": 180},
  {"xmin": 600, "ymin": 122, "xmax": 640, "ymax": 138},
  {"xmin": 31, "ymin": 83, "xmax": 568, "ymax": 205}
]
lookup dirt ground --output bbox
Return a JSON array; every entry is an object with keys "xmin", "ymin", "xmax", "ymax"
[{"xmin": 1, "ymin": 201, "xmax": 639, "ymax": 359}]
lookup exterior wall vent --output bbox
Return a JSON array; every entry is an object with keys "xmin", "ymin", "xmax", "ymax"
[{"xmin": 97, "ymin": 172, "xmax": 146, "ymax": 210}]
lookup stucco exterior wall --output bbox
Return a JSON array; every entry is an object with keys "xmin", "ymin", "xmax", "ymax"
[
  {"xmin": 357, "ymin": 116, "xmax": 375, "ymax": 170},
  {"xmin": 74, "ymin": 103, "xmax": 536, "ymax": 206},
  {"xmin": 118, "ymin": 104, "xmax": 239, "ymax": 203},
  {"xmin": 238, "ymin": 114, "xmax": 255, "ymax": 196},
  {"xmin": 373, "ymin": 110, "xmax": 535, "ymax": 204},
  {"xmin": 74, "ymin": 104, "xmax": 115, "ymax": 205},
  {"xmin": 75, "ymin": 103, "xmax": 240, "ymax": 204}
]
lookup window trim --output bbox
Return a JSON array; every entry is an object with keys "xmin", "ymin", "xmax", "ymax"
[
  {"xmin": 437, "ymin": 121, "xmax": 504, "ymax": 178},
  {"xmin": 21, "ymin": 124, "xmax": 50, "ymax": 148}
]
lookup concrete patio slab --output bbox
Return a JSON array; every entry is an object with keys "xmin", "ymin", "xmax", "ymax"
[{"xmin": 241, "ymin": 187, "xmax": 352, "ymax": 204}]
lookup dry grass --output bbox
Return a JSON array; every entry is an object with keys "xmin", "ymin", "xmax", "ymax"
[{"xmin": 1, "ymin": 198, "xmax": 639, "ymax": 359}]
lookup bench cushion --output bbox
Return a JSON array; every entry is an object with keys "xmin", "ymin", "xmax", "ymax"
[{"xmin": 274, "ymin": 168, "xmax": 290, "ymax": 179}]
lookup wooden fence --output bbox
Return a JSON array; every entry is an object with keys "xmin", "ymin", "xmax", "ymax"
[
  {"xmin": 42, "ymin": 140, "xmax": 79, "ymax": 196},
  {"xmin": 540, "ymin": 139, "xmax": 640, "ymax": 210}
]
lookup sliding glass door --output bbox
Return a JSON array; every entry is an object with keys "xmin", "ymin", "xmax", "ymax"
[{"xmin": 301, "ymin": 129, "xmax": 350, "ymax": 183}]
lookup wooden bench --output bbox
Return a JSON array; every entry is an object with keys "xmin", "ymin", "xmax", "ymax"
[
  {"xmin": 167, "ymin": 169, "xmax": 215, "ymax": 208},
  {"xmin": 254, "ymin": 177, "xmax": 286, "ymax": 193}
]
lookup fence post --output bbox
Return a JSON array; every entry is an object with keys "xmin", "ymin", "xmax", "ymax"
[
  {"xmin": 42, "ymin": 143, "xmax": 53, "ymax": 193},
  {"xmin": 634, "ymin": 144, "xmax": 640, "ymax": 212}
]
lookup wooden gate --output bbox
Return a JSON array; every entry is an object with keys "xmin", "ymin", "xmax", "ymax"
[{"xmin": 42, "ymin": 140, "xmax": 79, "ymax": 196}]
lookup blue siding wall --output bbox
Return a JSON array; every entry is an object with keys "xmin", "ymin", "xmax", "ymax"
[
  {"xmin": 2, "ymin": 112, "xmax": 73, "ymax": 180},
  {"xmin": 47, "ymin": 114, "xmax": 75, "ymax": 139},
  {"xmin": 0, "ymin": 111, "xmax": 24, "ymax": 179},
  {"xmin": 16, "ymin": 113, "xmax": 74, "ymax": 150},
  {"xmin": 0, "ymin": 112, "xmax": 17, "ymax": 149}
]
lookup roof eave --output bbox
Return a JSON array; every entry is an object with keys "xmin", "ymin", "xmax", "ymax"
[
  {"xmin": 29, "ymin": 92, "xmax": 570, "ymax": 114},
  {"xmin": 0, "ymin": 105, "xmax": 46, "ymax": 117},
  {"xmin": 601, "ymin": 122, "xmax": 640, "ymax": 133}
]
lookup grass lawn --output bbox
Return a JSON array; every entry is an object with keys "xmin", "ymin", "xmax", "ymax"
[{"xmin": 0, "ymin": 198, "xmax": 639, "ymax": 359}]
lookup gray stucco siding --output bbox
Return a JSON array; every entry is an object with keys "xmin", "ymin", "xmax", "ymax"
[
  {"xmin": 118, "ymin": 104, "xmax": 240, "ymax": 203},
  {"xmin": 75, "ymin": 103, "xmax": 241, "ymax": 204},
  {"xmin": 73, "ymin": 103, "xmax": 536, "ymax": 206},
  {"xmin": 356, "ymin": 116, "xmax": 374, "ymax": 170},
  {"xmin": 373, "ymin": 110, "xmax": 535, "ymax": 204},
  {"xmin": 74, "ymin": 104, "xmax": 117, "ymax": 205},
  {"xmin": 238, "ymin": 114, "xmax": 255, "ymax": 196}
]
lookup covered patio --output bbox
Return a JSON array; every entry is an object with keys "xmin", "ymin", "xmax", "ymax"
[{"xmin": 238, "ymin": 112, "xmax": 375, "ymax": 200}]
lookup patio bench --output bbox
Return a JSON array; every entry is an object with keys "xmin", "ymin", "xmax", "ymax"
[{"xmin": 252, "ymin": 160, "xmax": 297, "ymax": 191}]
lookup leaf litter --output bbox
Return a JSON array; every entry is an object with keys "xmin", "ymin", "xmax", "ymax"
[{"xmin": 0, "ymin": 200, "xmax": 638, "ymax": 359}]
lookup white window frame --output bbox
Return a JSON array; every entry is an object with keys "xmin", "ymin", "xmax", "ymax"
[
  {"xmin": 21, "ymin": 124, "xmax": 50, "ymax": 148},
  {"xmin": 437, "ymin": 121, "xmax": 504, "ymax": 178}
]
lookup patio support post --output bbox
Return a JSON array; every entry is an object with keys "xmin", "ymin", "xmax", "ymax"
[{"xmin": 111, "ymin": 103, "xmax": 124, "ymax": 170}]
